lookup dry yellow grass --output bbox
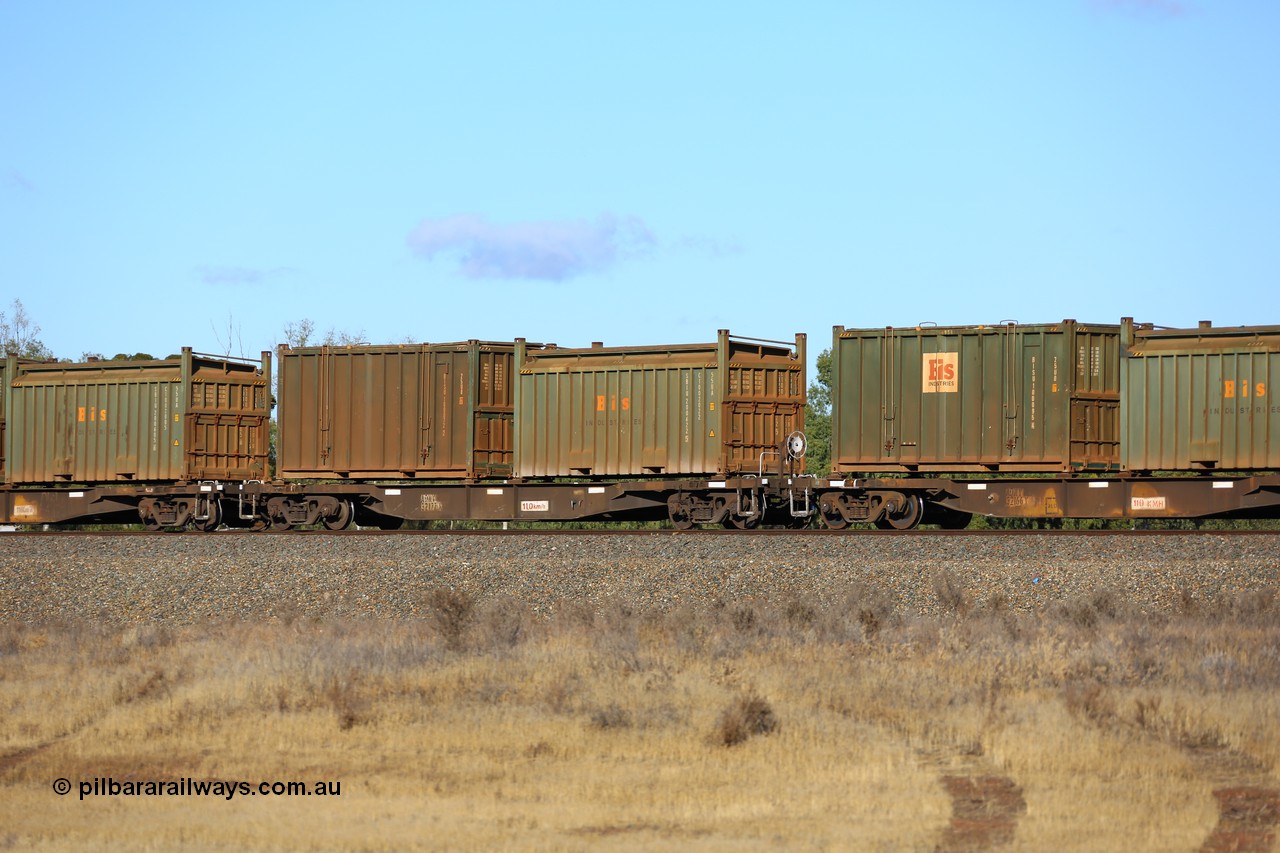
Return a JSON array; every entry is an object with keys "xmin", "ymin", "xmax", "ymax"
[{"xmin": 1, "ymin": 586, "xmax": 1277, "ymax": 851}]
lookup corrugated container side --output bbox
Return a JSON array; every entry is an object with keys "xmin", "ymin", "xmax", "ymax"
[
  {"xmin": 830, "ymin": 321, "xmax": 1121, "ymax": 473},
  {"xmin": 0, "ymin": 359, "xmax": 31, "ymax": 483},
  {"xmin": 514, "ymin": 331, "xmax": 805, "ymax": 478},
  {"xmin": 1121, "ymin": 319, "xmax": 1280, "ymax": 471},
  {"xmin": 4, "ymin": 350, "xmax": 269, "ymax": 483},
  {"xmin": 276, "ymin": 342, "xmax": 521, "ymax": 479}
]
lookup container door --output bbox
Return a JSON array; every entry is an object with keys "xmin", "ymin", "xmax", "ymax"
[
  {"xmin": 187, "ymin": 411, "xmax": 268, "ymax": 479},
  {"xmin": 1069, "ymin": 398, "xmax": 1119, "ymax": 467},
  {"xmin": 471, "ymin": 348, "xmax": 514, "ymax": 477},
  {"xmin": 1071, "ymin": 329, "xmax": 1121, "ymax": 470},
  {"xmin": 185, "ymin": 379, "xmax": 268, "ymax": 480},
  {"xmin": 430, "ymin": 360, "xmax": 452, "ymax": 470},
  {"xmin": 722, "ymin": 357, "xmax": 803, "ymax": 475}
]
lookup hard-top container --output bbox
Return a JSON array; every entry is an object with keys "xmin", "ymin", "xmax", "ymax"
[
  {"xmin": 829, "ymin": 320, "xmax": 1122, "ymax": 473},
  {"xmin": 1121, "ymin": 318, "xmax": 1280, "ymax": 471},
  {"xmin": 513, "ymin": 330, "xmax": 806, "ymax": 478},
  {"xmin": 276, "ymin": 341, "xmax": 526, "ymax": 479},
  {"xmin": 5, "ymin": 349, "xmax": 270, "ymax": 483}
]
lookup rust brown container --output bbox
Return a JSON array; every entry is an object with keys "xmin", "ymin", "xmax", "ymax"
[
  {"xmin": 276, "ymin": 341, "xmax": 526, "ymax": 479},
  {"xmin": 1121, "ymin": 318, "xmax": 1280, "ymax": 471},
  {"xmin": 830, "ymin": 320, "xmax": 1122, "ymax": 473},
  {"xmin": 513, "ymin": 330, "xmax": 806, "ymax": 478},
  {"xmin": 4, "ymin": 349, "xmax": 270, "ymax": 483}
]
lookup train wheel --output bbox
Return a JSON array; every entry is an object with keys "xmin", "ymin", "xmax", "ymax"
[
  {"xmin": 723, "ymin": 513, "xmax": 760, "ymax": 530},
  {"xmin": 819, "ymin": 495, "xmax": 849, "ymax": 530},
  {"xmin": 323, "ymin": 500, "xmax": 353, "ymax": 531},
  {"xmin": 879, "ymin": 494, "xmax": 923, "ymax": 531},
  {"xmin": 821, "ymin": 511, "xmax": 849, "ymax": 530},
  {"xmin": 666, "ymin": 494, "xmax": 696, "ymax": 530}
]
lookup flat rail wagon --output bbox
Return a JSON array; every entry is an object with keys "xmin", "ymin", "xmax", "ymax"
[
  {"xmin": 2, "ymin": 349, "xmax": 270, "ymax": 530},
  {"xmin": 259, "ymin": 331, "xmax": 810, "ymax": 531}
]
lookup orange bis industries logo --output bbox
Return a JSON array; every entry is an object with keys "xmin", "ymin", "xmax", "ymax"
[
  {"xmin": 596, "ymin": 395, "xmax": 630, "ymax": 411},
  {"xmin": 923, "ymin": 353, "xmax": 959, "ymax": 393},
  {"xmin": 1223, "ymin": 380, "xmax": 1266, "ymax": 399}
]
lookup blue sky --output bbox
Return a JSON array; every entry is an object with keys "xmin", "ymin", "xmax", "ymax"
[{"xmin": 2, "ymin": 1, "xmax": 1278, "ymax": 365}]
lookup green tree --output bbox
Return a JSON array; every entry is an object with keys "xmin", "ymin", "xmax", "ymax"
[
  {"xmin": 281, "ymin": 318, "xmax": 367, "ymax": 348},
  {"xmin": 0, "ymin": 299, "xmax": 53, "ymax": 359},
  {"xmin": 803, "ymin": 348, "xmax": 832, "ymax": 476}
]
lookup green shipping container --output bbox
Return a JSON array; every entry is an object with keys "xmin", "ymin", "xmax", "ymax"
[
  {"xmin": 1121, "ymin": 319, "xmax": 1280, "ymax": 472},
  {"xmin": 830, "ymin": 321, "xmax": 1122, "ymax": 473},
  {"xmin": 514, "ymin": 331, "xmax": 806, "ymax": 478},
  {"xmin": 5, "ymin": 349, "xmax": 270, "ymax": 484},
  {"xmin": 276, "ymin": 341, "xmax": 526, "ymax": 479},
  {"xmin": 0, "ymin": 357, "xmax": 46, "ymax": 483}
]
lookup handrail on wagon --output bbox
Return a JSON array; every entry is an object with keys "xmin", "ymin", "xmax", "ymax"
[
  {"xmin": 726, "ymin": 333, "xmax": 801, "ymax": 348},
  {"xmin": 189, "ymin": 350, "xmax": 267, "ymax": 366}
]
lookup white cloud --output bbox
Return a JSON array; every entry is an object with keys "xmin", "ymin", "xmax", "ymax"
[{"xmin": 407, "ymin": 213, "xmax": 655, "ymax": 281}]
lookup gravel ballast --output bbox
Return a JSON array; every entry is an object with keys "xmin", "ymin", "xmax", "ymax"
[{"xmin": 1, "ymin": 532, "xmax": 1276, "ymax": 624}]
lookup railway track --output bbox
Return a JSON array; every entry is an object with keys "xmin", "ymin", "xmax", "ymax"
[
  {"xmin": 1, "ymin": 528, "xmax": 1275, "ymax": 624},
  {"xmin": 1, "ymin": 526, "xmax": 1277, "ymax": 537}
]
